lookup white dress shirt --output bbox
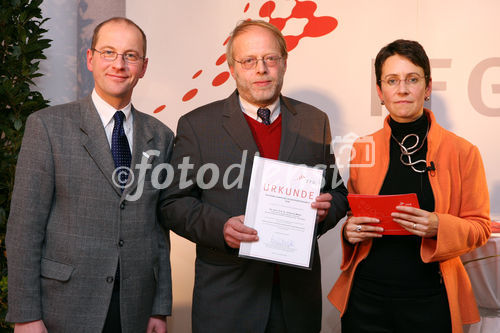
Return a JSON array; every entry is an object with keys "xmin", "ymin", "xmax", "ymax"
[
  {"xmin": 238, "ymin": 96, "xmax": 281, "ymax": 124},
  {"xmin": 91, "ymin": 89, "xmax": 134, "ymax": 153}
]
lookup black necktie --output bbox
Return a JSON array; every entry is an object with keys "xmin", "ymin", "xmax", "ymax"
[
  {"xmin": 111, "ymin": 111, "xmax": 131, "ymax": 190},
  {"xmin": 257, "ymin": 107, "xmax": 271, "ymax": 125}
]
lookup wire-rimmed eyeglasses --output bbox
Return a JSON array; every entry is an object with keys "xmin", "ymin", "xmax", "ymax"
[
  {"xmin": 233, "ymin": 55, "xmax": 283, "ymax": 70},
  {"xmin": 379, "ymin": 74, "xmax": 427, "ymax": 87},
  {"xmin": 92, "ymin": 49, "xmax": 145, "ymax": 64}
]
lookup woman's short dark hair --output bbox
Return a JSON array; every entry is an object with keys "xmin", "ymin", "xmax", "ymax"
[{"xmin": 375, "ymin": 39, "xmax": 430, "ymax": 88}]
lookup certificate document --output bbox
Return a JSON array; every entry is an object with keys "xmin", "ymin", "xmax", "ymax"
[{"xmin": 239, "ymin": 156, "xmax": 324, "ymax": 269}]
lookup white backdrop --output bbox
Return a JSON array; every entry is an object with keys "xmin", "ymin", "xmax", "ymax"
[{"xmin": 124, "ymin": 1, "xmax": 500, "ymax": 332}]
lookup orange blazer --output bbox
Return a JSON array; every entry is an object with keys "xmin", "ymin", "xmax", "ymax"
[{"xmin": 328, "ymin": 109, "xmax": 491, "ymax": 333}]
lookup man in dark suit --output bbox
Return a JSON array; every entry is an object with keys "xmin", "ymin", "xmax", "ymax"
[
  {"xmin": 6, "ymin": 17, "xmax": 172, "ymax": 333},
  {"xmin": 162, "ymin": 20, "xmax": 348, "ymax": 333}
]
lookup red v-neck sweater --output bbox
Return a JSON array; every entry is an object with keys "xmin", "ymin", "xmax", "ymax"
[{"xmin": 243, "ymin": 113, "xmax": 282, "ymax": 159}]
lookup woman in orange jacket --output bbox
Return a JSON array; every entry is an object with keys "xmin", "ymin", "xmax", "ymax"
[{"xmin": 328, "ymin": 39, "xmax": 491, "ymax": 333}]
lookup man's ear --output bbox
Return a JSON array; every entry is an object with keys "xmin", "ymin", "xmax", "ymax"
[
  {"xmin": 86, "ymin": 49, "xmax": 94, "ymax": 72},
  {"xmin": 229, "ymin": 65, "xmax": 235, "ymax": 79},
  {"xmin": 139, "ymin": 57, "xmax": 149, "ymax": 78}
]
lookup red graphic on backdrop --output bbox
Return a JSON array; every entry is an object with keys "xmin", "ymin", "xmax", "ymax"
[
  {"xmin": 212, "ymin": 72, "xmax": 231, "ymax": 87},
  {"xmin": 155, "ymin": 0, "xmax": 338, "ymax": 112},
  {"xmin": 216, "ymin": 54, "xmax": 227, "ymax": 66},
  {"xmin": 154, "ymin": 105, "xmax": 166, "ymax": 113},
  {"xmin": 260, "ymin": 0, "xmax": 338, "ymax": 52},
  {"xmin": 192, "ymin": 70, "xmax": 202, "ymax": 79},
  {"xmin": 182, "ymin": 89, "xmax": 198, "ymax": 102}
]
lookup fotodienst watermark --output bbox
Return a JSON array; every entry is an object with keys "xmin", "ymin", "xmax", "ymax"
[
  {"xmin": 331, "ymin": 132, "xmax": 375, "ymax": 169},
  {"xmin": 114, "ymin": 134, "xmax": 375, "ymax": 201}
]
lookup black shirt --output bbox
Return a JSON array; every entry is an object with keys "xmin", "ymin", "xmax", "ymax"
[{"xmin": 354, "ymin": 114, "xmax": 442, "ymax": 297}]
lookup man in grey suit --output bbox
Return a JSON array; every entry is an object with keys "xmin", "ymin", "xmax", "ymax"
[
  {"xmin": 6, "ymin": 17, "xmax": 172, "ymax": 333},
  {"xmin": 162, "ymin": 20, "xmax": 348, "ymax": 333}
]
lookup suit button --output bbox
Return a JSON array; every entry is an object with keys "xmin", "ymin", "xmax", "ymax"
[
  {"xmin": 118, "ymin": 240, "xmax": 124, "ymax": 247},
  {"xmin": 106, "ymin": 276, "xmax": 114, "ymax": 283},
  {"xmin": 120, "ymin": 202, "xmax": 125, "ymax": 209}
]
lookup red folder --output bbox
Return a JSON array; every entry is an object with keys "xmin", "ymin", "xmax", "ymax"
[{"xmin": 347, "ymin": 193, "xmax": 420, "ymax": 235}]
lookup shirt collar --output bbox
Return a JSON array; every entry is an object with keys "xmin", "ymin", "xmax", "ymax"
[
  {"xmin": 91, "ymin": 89, "xmax": 132, "ymax": 127},
  {"xmin": 238, "ymin": 95, "xmax": 281, "ymax": 123}
]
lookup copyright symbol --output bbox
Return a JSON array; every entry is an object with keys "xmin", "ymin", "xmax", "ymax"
[{"xmin": 112, "ymin": 166, "xmax": 134, "ymax": 189}]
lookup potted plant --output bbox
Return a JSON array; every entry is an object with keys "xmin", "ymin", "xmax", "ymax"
[{"xmin": 0, "ymin": 0, "xmax": 51, "ymax": 329}]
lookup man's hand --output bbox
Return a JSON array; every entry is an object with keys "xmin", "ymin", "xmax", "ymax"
[
  {"xmin": 223, "ymin": 215, "xmax": 258, "ymax": 248},
  {"xmin": 14, "ymin": 320, "xmax": 47, "ymax": 333},
  {"xmin": 146, "ymin": 316, "xmax": 167, "ymax": 333},
  {"xmin": 311, "ymin": 193, "xmax": 332, "ymax": 223}
]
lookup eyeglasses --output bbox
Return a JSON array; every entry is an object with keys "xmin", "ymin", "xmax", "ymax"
[
  {"xmin": 379, "ymin": 74, "xmax": 426, "ymax": 87},
  {"xmin": 233, "ymin": 55, "xmax": 283, "ymax": 70},
  {"xmin": 92, "ymin": 49, "xmax": 145, "ymax": 64}
]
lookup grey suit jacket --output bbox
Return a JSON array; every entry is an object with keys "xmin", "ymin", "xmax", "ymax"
[
  {"xmin": 162, "ymin": 90, "xmax": 348, "ymax": 333},
  {"xmin": 6, "ymin": 96, "xmax": 174, "ymax": 333}
]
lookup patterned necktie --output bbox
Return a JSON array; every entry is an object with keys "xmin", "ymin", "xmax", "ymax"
[
  {"xmin": 257, "ymin": 107, "xmax": 271, "ymax": 125},
  {"xmin": 111, "ymin": 111, "xmax": 131, "ymax": 190}
]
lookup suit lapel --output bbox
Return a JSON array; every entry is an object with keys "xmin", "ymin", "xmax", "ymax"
[
  {"xmin": 278, "ymin": 95, "xmax": 300, "ymax": 161},
  {"xmin": 79, "ymin": 96, "xmax": 122, "ymax": 196},
  {"xmin": 222, "ymin": 91, "xmax": 259, "ymax": 157},
  {"xmin": 122, "ymin": 108, "xmax": 156, "ymax": 199}
]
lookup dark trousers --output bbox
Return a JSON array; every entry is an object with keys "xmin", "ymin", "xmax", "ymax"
[
  {"xmin": 102, "ymin": 284, "xmax": 122, "ymax": 333},
  {"xmin": 265, "ymin": 283, "xmax": 287, "ymax": 333},
  {"xmin": 341, "ymin": 284, "xmax": 452, "ymax": 333}
]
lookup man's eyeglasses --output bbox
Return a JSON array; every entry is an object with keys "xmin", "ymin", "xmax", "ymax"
[
  {"xmin": 379, "ymin": 74, "xmax": 426, "ymax": 87},
  {"xmin": 92, "ymin": 49, "xmax": 145, "ymax": 64},
  {"xmin": 233, "ymin": 55, "xmax": 283, "ymax": 70}
]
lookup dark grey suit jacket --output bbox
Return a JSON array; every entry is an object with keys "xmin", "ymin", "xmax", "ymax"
[
  {"xmin": 162, "ymin": 91, "xmax": 348, "ymax": 333},
  {"xmin": 6, "ymin": 96, "xmax": 173, "ymax": 333}
]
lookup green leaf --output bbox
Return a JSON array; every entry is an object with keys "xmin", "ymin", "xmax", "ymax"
[
  {"xmin": 13, "ymin": 119, "xmax": 22, "ymax": 130},
  {"xmin": 11, "ymin": 45, "xmax": 21, "ymax": 58}
]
